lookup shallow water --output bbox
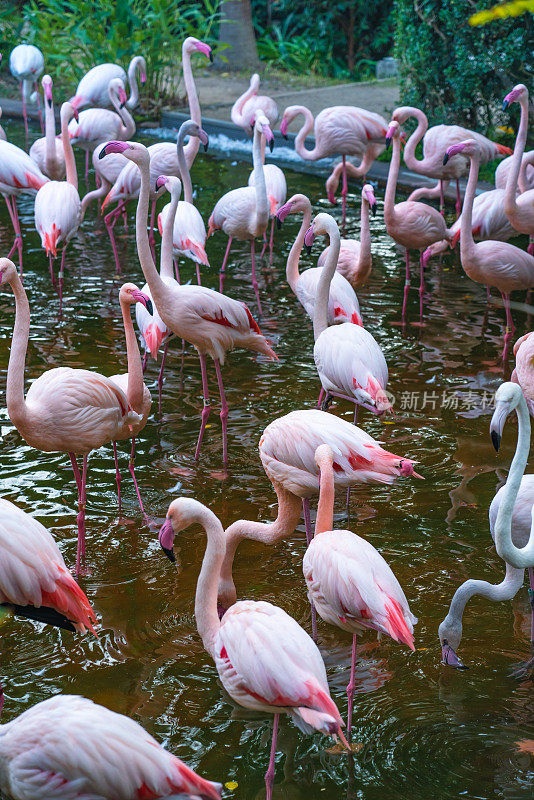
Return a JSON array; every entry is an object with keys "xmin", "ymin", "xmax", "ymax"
[{"xmin": 0, "ymin": 117, "xmax": 533, "ymax": 800}]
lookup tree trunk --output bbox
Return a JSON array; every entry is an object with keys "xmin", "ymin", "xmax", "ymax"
[{"xmin": 215, "ymin": 0, "xmax": 260, "ymax": 71}]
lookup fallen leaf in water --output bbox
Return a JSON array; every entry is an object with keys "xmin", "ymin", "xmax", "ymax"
[
  {"xmin": 225, "ymin": 781, "xmax": 238, "ymax": 790},
  {"xmin": 516, "ymin": 740, "xmax": 534, "ymax": 754},
  {"xmin": 326, "ymin": 741, "xmax": 363, "ymax": 755}
]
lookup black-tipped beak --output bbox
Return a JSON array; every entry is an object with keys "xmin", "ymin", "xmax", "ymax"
[
  {"xmin": 385, "ymin": 138, "xmax": 391, "ymax": 151},
  {"xmin": 441, "ymin": 642, "xmax": 469, "ymax": 670},
  {"xmin": 98, "ymin": 147, "xmax": 108, "ymax": 160},
  {"xmin": 47, "ymin": 97, "xmax": 52, "ymax": 109},
  {"xmin": 145, "ymin": 298, "xmax": 154, "ymax": 316},
  {"xmin": 209, "ymin": 50, "xmax": 214, "ymax": 63},
  {"xmin": 203, "ymin": 140, "xmax": 209, "ymax": 152},
  {"xmin": 269, "ymin": 138, "xmax": 274, "ymax": 153},
  {"xmin": 443, "ymin": 153, "xmax": 450, "ymax": 165},
  {"xmin": 305, "ymin": 243, "xmax": 312, "ymax": 256},
  {"xmin": 282, "ymin": 132, "xmax": 288, "ymax": 141},
  {"xmin": 160, "ymin": 545, "xmax": 175, "ymax": 563},
  {"xmin": 491, "ymin": 430, "xmax": 501, "ymax": 452},
  {"xmin": 503, "ymin": 99, "xmax": 509, "ymax": 111},
  {"xmin": 370, "ymin": 202, "xmax": 377, "ymax": 216}
]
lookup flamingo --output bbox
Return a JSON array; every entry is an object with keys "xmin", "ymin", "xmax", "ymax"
[
  {"xmin": 439, "ymin": 382, "xmax": 534, "ymax": 675},
  {"xmin": 157, "ymin": 120, "xmax": 210, "ymax": 285},
  {"xmin": 0, "ymin": 107, "xmax": 5, "ymax": 142},
  {"xmin": 34, "ymin": 101, "xmax": 81, "ymax": 309},
  {"xmin": 304, "ymin": 445, "xmax": 417, "ymax": 737},
  {"xmin": 208, "ymin": 115, "xmax": 272, "ymax": 309},
  {"xmin": 513, "ymin": 332, "xmax": 534, "ymax": 416},
  {"xmin": 275, "ymin": 193, "xmax": 362, "ymax": 325},
  {"xmin": 280, "ymin": 104, "xmax": 387, "ymax": 226},
  {"xmin": 29, "ymin": 74, "xmax": 65, "ymax": 180},
  {"xmin": 69, "ymin": 55, "xmax": 147, "ymax": 110},
  {"xmin": 0, "ymin": 257, "xmax": 152, "ymax": 574},
  {"xmin": 384, "ymin": 119, "xmax": 453, "ymax": 317},
  {"xmin": 495, "ymin": 149, "xmax": 534, "ymax": 193},
  {"xmin": 304, "ymin": 212, "xmax": 391, "ymax": 418},
  {"xmin": 9, "ymin": 44, "xmax": 44, "ymax": 136},
  {"xmin": 390, "ymin": 105, "xmax": 512, "ymax": 215},
  {"xmin": 251, "ymin": 161, "xmax": 286, "ymax": 264},
  {"xmin": 217, "ymin": 408, "xmax": 422, "ymax": 614},
  {"xmin": 0, "ymin": 139, "xmax": 48, "ymax": 271},
  {"xmin": 231, "ymin": 73, "xmax": 278, "ymax": 131},
  {"xmin": 80, "ymin": 140, "xmax": 130, "ymax": 227},
  {"xmin": 319, "ymin": 183, "xmax": 376, "ymax": 289},
  {"xmin": 0, "ymin": 693, "xmax": 222, "ymax": 800},
  {"xmin": 100, "ymin": 141, "xmax": 276, "ymax": 465},
  {"xmin": 502, "ymin": 84, "xmax": 534, "ymax": 251},
  {"xmin": 444, "ymin": 138, "xmax": 534, "ymax": 361},
  {"xmin": 157, "ymin": 496, "xmax": 348, "ymax": 800}
]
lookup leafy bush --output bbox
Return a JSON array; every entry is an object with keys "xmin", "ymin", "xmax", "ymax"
[{"xmin": 394, "ymin": 0, "xmax": 534, "ymax": 131}]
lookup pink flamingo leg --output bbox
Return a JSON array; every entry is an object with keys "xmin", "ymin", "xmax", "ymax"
[
  {"xmin": 455, "ymin": 179, "xmax": 462, "ymax": 218},
  {"xmin": 419, "ymin": 252, "xmax": 425, "ymax": 318},
  {"xmin": 317, "ymin": 388, "xmax": 324, "ymax": 408},
  {"xmin": 157, "ymin": 339, "xmax": 169, "ymax": 416},
  {"xmin": 69, "ymin": 453, "xmax": 88, "ymax": 575},
  {"xmin": 4, "ymin": 197, "xmax": 23, "ymax": 273},
  {"xmin": 128, "ymin": 437, "xmax": 145, "ymax": 515},
  {"xmin": 440, "ymin": 179, "xmax": 445, "ymax": 216},
  {"xmin": 142, "ymin": 350, "xmax": 148, "ymax": 373},
  {"xmin": 346, "ymin": 634, "xmax": 358, "ymax": 741},
  {"xmin": 214, "ymin": 357, "xmax": 229, "ymax": 465},
  {"xmin": 251, "ymin": 240, "xmax": 262, "ymax": 315},
  {"xmin": 260, "ymin": 231, "xmax": 268, "ymax": 260},
  {"xmin": 112, "ymin": 441, "xmax": 122, "ymax": 512},
  {"xmin": 195, "ymin": 263, "xmax": 202, "ymax": 285},
  {"xmin": 341, "ymin": 155, "xmax": 348, "ymax": 229},
  {"xmin": 34, "ymin": 81, "xmax": 44, "ymax": 134},
  {"xmin": 268, "ymin": 217, "xmax": 275, "ymax": 265},
  {"xmin": 219, "ymin": 236, "xmax": 232, "ymax": 293},
  {"xmin": 20, "ymin": 83, "xmax": 28, "ymax": 139},
  {"xmin": 265, "ymin": 713, "xmax": 279, "ymax": 800},
  {"xmin": 302, "ymin": 498, "xmax": 318, "ymax": 641},
  {"xmin": 346, "ymin": 404, "xmax": 358, "ymax": 511},
  {"xmin": 528, "ymin": 566, "xmax": 534, "ymax": 645},
  {"xmin": 194, "ymin": 353, "xmax": 211, "ymax": 461},
  {"xmin": 487, "ymin": 286, "xmax": 491, "ymax": 305},
  {"xmin": 104, "ymin": 203, "xmax": 123, "ymax": 274},
  {"xmin": 84, "ymin": 151, "xmax": 90, "ymax": 184},
  {"xmin": 58, "ymin": 245, "xmax": 68, "ymax": 314},
  {"xmin": 501, "ymin": 292, "xmax": 515, "ymax": 363},
  {"xmin": 173, "ymin": 259, "xmax": 181, "ymax": 283},
  {"xmin": 402, "ymin": 249, "xmax": 411, "ymax": 318}
]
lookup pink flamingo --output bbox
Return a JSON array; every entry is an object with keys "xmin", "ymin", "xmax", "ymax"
[
  {"xmin": 70, "ymin": 55, "xmax": 147, "ymax": 110},
  {"xmin": 217, "ymin": 408, "xmax": 422, "ymax": 615},
  {"xmin": 384, "ymin": 119, "xmax": 453, "ymax": 317},
  {"xmin": 80, "ymin": 140, "xmax": 130, "ymax": 224},
  {"xmin": 231, "ymin": 73, "xmax": 278, "ymax": 131},
  {"xmin": 34, "ymin": 101, "xmax": 81, "ymax": 309},
  {"xmin": 280, "ymin": 104, "xmax": 387, "ymax": 225},
  {"xmin": 0, "ymin": 693, "xmax": 222, "ymax": 799},
  {"xmin": 157, "ymin": 120, "xmax": 210, "ymax": 284},
  {"xmin": 319, "ymin": 183, "xmax": 376, "ymax": 289},
  {"xmin": 0, "ymin": 108, "xmax": 5, "ymax": 142},
  {"xmin": 101, "ymin": 141, "xmax": 276, "ymax": 465},
  {"xmin": 29, "ymin": 74, "xmax": 65, "ymax": 180},
  {"xmin": 495, "ymin": 149, "xmax": 534, "ymax": 193},
  {"xmin": 0, "ymin": 139, "xmax": 48, "ymax": 271},
  {"xmin": 0, "ymin": 257, "xmax": 152, "ymax": 573},
  {"xmin": 305, "ymin": 212, "xmax": 391, "ymax": 417},
  {"xmin": 208, "ymin": 114, "xmax": 272, "ymax": 308},
  {"xmin": 158, "ymin": 496, "xmax": 348, "ymax": 800},
  {"xmin": 502, "ymin": 84, "xmax": 534, "ymax": 252},
  {"xmin": 305, "ymin": 445, "xmax": 417, "ymax": 737},
  {"xmin": 445, "ymin": 139, "xmax": 534, "ymax": 361},
  {"xmin": 276, "ymin": 193, "xmax": 362, "ymax": 325},
  {"xmin": 391, "ymin": 105, "xmax": 512, "ymax": 215},
  {"xmin": 440, "ymin": 382, "xmax": 534, "ymax": 675},
  {"xmin": 9, "ymin": 44, "xmax": 44, "ymax": 136},
  {"xmin": 251, "ymin": 161, "xmax": 287, "ymax": 264},
  {"xmin": 513, "ymin": 332, "xmax": 534, "ymax": 416}
]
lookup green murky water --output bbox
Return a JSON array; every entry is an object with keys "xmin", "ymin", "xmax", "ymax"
[{"xmin": 0, "ymin": 117, "xmax": 533, "ymax": 799}]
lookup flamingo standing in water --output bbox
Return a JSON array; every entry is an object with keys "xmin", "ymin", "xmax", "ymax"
[
  {"xmin": 384, "ymin": 119, "xmax": 453, "ymax": 317},
  {"xmin": 280, "ymin": 104, "xmax": 387, "ymax": 226},
  {"xmin": 513, "ymin": 332, "xmax": 534, "ymax": 416},
  {"xmin": 276, "ymin": 193, "xmax": 362, "ymax": 325},
  {"xmin": 231, "ymin": 73, "xmax": 278, "ymax": 131},
  {"xmin": 9, "ymin": 44, "xmax": 44, "ymax": 136},
  {"xmin": 305, "ymin": 445, "xmax": 417, "ymax": 737},
  {"xmin": 29, "ymin": 74, "xmax": 65, "ymax": 180},
  {"xmin": 34, "ymin": 101, "xmax": 81, "ymax": 309},
  {"xmin": 158, "ymin": 496, "xmax": 348, "ymax": 800},
  {"xmin": 100, "ymin": 141, "xmax": 276, "ymax": 465},
  {"xmin": 0, "ymin": 693, "xmax": 222, "ymax": 800},
  {"xmin": 0, "ymin": 257, "xmax": 152, "ymax": 573},
  {"xmin": 445, "ymin": 139, "xmax": 534, "ymax": 361},
  {"xmin": 157, "ymin": 120, "xmax": 210, "ymax": 284},
  {"xmin": 502, "ymin": 84, "xmax": 534, "ymax": 252},
  {"xmin": 208, "ymin": 114, "xmax": 272, "ymax": 309},
  {"xmin": 439, "ymin": 382, "xmax": 534, "ymax": 675},
  {"xmin": 70, "ymin": 55, "xmax": 147, "ymax": 110}
]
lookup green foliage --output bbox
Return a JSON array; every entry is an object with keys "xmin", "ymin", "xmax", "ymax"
[{"xmin": 395, "ymin": 0, "xmax": 534, "ymax": 131}]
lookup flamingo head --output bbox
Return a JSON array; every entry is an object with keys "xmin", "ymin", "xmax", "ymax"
[
  {"xmin": 136, "ymin": 56, "xmax": 147, "ymax": 84},
  {"xmin": 99, "ymin": 141, "xmax": 148, "ymax": 171},
  {"xmin": 0, "ymin": 258, "xmax": 18, "ymax": 286},
  {"xmin": 503, "ymin": 83, "xmax": 527, "ymax": 111},
  {"xmin": 513, "ymin": 332, "xmax": 534, "ymax": 357},
  {"xmin": 304, "ymin": 212, "xmax": 338, "ymax": 254},
  {"xmin": 256, "ymin": 113, "xmax": 274, "ymax": 152},
  {"xmin": 276, "ymin": 200, "xmax": 295, "ymax": 228},
  {"xmin": 490, "ymin": 381, "xmax": 523, "ymax": 452},
  {"xmin": 443, "ymin": 139, "xmax": 478, "ymax": 165},
  {"xmin": 158, "ymin": 497, "xmax": 210, "ymax": 563},
  {"xmin": 438, "ymin": 615, "xmax": 468, "ymax": 670},
  {"xmin": 362, "ymin": 183, "xmax": 377, "ymax": 215},
  {"xmin": 119, "ymin": 283, "xmax": 153, "ymax": 315},
  {"xmin": 398, "ymin": 459, "xmax": 423, "ymax": 479},
  {"xmin": 187, "ymin": 37, "xmax": 213, "ymax": 62},
  {"xmin": 155, "ymin": 175, "xmax": 169, "ymax": 192},
  {"xmin": 385, "ymin": 120, "xmax": 400, "ymax": 150},
  {"xmin": 42, "ymin": 74, "xmax": 53, "ymax": 108},
  {"xmin": 158, "ymin": 518, "xmax": 176, "ymax": 563},
  {"xmin": 181, "ymin": 120, "xmax": 209, "ymax": 152}
]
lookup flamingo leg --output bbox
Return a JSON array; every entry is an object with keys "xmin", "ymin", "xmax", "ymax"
[
  {"xmin": 128, "ymin": 437, "xmax": 145, "ymax": 515},
  {"xmin": 34, "ymin": 81, "xmax": 44, "ymax": 134},
  {"xmin": 195, "ymin": 263, "xmax": 202, "ymax": 285},
  {"xmin": 260, "ymin": 230, "xmax": 268, "ymax": 260},
  {"xmin": 112, "ymin": 441, "xmax": 122, "ymax": 513},
  {"xmin": 214, "ymin": 357, "xmax": 229, "ymax": 466},
  {"xmin": 121, "ymin": 203, "xmax": 128, "ymax": 233},
  {"xmin": 346, "ymin": 634, "xmax": 357, "ymax": 741},
  {"xmin": 21, "ymin": 83, "xmax": 28, "ymax": 139},
  {"xmin": 219, "ymin": 236, "xmax": 232, "ymax": 293},
  {"xmin": 104, "ymin": 204, "xmax": 122, "ymax": 273},
  {"xmin": 440, "ymin": 179, "xmax": 445, "ymax": 216},
  {"xmin": 173, "ymin": 259, "xmax": 181, "ymax": 283},
  {"xmin": 341, "ymin": 155, "xmax": 348, "ymax": 230},
  {"xmin": 157, "ymin": 339, "xmax": 169, "ymax": 416},
  {"xmin": 69, "ymin": 453, "xmax": 88, "ymax": 575},
  {"xmin": 84, "ymin": 151, "xmax": 90, "ymax": 184},
  {"xmin": 487, "ymin": 285, "xmax": 491, "ymax": 305},
  {"xmin": 265, "ymin": 713, "xmax": 279, "ymax": 800},
  {"xmin": 419, "ymin": 252, "xmax": 425, "ymax": 318},
  {"xmin": 251, "ymin": 240, "xmax": 262, "ymax": 315},
  {"xmin": 142, "ymin": 351, "xmax": 148, "ymax": 373},
  {"xmin": 58, "ymin": 245, "xmax": 68, "ymax": 313},
  {"xmin": 302, "ymin": 498, "xmax": 318, "ymax": 641},
  {"xmin": 268, "ymin": 217, "xmax": 275, "ymax": 265},
  {"xmin": 4, "ymin": 196, "xmax": 23, "ymax": 274},
  {"xmin": 455, "ymin": 179, "xmax": 462, "ymax": 218},
  {"xmin": 402, "ymin": 249, "xmax": 410, "ymax": 318},
  {"xmin": 194, "ymin": 353, "xmax": 211, "ymax": 461},
  {"xmin": 346, "ymin": 405, "xmax": 358, "ymax": 512},
  {"xmin": 501, "ymin": 291, "xmax": 515, "ymax": 362},
  {"xmin": 317, "ymin": 387, "xmax": 324, "ymax": 409},
  {"xmin": 48, "ymin": 253, "xmax": 56, "ymax": 288}
]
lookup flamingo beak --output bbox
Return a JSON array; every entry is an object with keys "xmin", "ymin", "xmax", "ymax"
[
  {"xmin": 200, "ymin": 130, "xmax": 209, "ymax": 152},
  {"xmin": 443, "ymin": 152, "xmax": 450, "ymax": 165},
  {"xmin": 158, "ymin": 518, "xmax": 176, "ymax": 562},
  {"xmin": 132, "ymin": 290, "xmax": 153, "ymax": 315},
  {"xmin": 304, "ymin": 225, "xmax": 315, "ymax": 255},
  {"xmin": 490, "ymin": 401, "xmax": 510, "ymax": 452},
  {"xmin": 441, "ymin": 642, "xmax": 468, "ymax": 670}
]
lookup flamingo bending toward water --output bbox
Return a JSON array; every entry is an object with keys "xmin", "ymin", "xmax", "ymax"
[
  {"xmin": 158, "ymin": 497, "xmax": 348, "ymax": 800},
  {"xmin": 231, "ymin": 73, "xmax": 278, "ymax": 131},
  {"xmin": 0, "ymin": 693, "xmax": 222, "ymax": 800},
  {"xmin": 495, "ymin": 150, "xmax": 534, "ymax": 193},
  {"xmin": 70, "ymin": 55, "xmax": 147, "ymax": 110},
  {"xmin": 276, "ymin": 193, "xmax": 362, "ymax": 325},
  {"xmin": 29, "ymin": 74, "xmax": 65, "ymax": 180},
  {"xmin": 502, "ymin": 84, "xmax": 534, "ymax": 251},
  {"xmin": 280, "ymin": 104, "xmax": 386, "ymax": 225},
  {"xmin": 305, "ymin": 445, "xmax": 417, "ymax": 736},
  {"xmin": 9, "ymin": 44, "xmax": 44, "ymax": 136},
  {"xmin": 101, "ymin": 141, "xmax": 276, "ymax": 465},
  {"xmin": 34, "ymin": 101, "xmax": 81, "ymax": 309},
  {"xmin": 0, "ymin": 257, "xmax": 152, "ymax": 573},
  {"xmin": 439, "ymin": 382, "xmax": 534, "ymax": 675},
  {"xmin": 209, "ymin": 114, "xmax": 272, "ymax": 308},
  {"xmin": 444, "ymin": 138, "xmax": 534, "ymax": 361}
]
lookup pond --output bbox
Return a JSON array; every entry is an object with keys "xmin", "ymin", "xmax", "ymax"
[{"xmin": 0, "ymin": 116, "xmax": 533, "ymax": 800}]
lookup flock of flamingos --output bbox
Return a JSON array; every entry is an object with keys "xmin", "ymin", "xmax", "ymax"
[{"xmin": 0, "ymin": 33, "xmax": 533, "ymax": 800}]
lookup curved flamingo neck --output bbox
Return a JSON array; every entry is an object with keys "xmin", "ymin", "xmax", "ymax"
[
  {"xmin": 292, "ymin": 107, "xmax": 317, "ymax": 160},
  {"xmin": 6, "ymin": 272, "xmax": 30, "ymax": 432},
  {"xmin": 231, "ymin": 76, "xmax": 257, "ymax": 126},
  {"xmin": 252, "ymin": 124, "xmax": 269, "ymax": 232},
  {"xmin": 177, "ymin": 126, "xmax": 194, "ymax": 204},
  {"xmin": 61, "ymin": 106, "xmax": 78, "ymax": 190},
  {"xmin": 384, "ymin": 135, "xmax": 400, "ymax": 227},
  {"xmin": 120, "ymin": 298, "xmax": 144, "ymax": 414},
  {"xmin": 44, "ymin": 90, "xmax": 57, "ymax": 175},
  {"xmin": 160, "ymin": 183, "xmax": 181, "ymax": 279},
  {"xmin": 401, "ymin": 108, "xmax": 429, "ymax": 172},
  {"xmin": 359, "ymin": 197, "xmax": 371, "ymax": 268},
  {"xmin": 134, "ymin": 153, "xmax": 166, "ymax": 303},
  {"xmin": 504, "ymin": 94, "xmax": 529, "ymax": 216},
  {"xmin": 315, "ymin": 458, "xmax": 334, "ymax": 535},
  {"xmin": 126, "ymin": 58, "xmax": 142, "ymax": 110},
  {"xmin": 182, "ymin": 43, "xmax": 201, "ymax": 168},
  {"xmin": 193, "ymin": 505, "xmax": 226, "ymax": 659},
  {"xmin": 109, "ymin": 85, "xmax": 134, "ymax": 139},
  {"xmin": 459, "ymin": 152, "xmax": 479, "ymax": 262},
  {"xmin": 313, "ymin": 219, "xmax": 341, "ymax": 340},
  {"xmin": 494, "ymin": 396, "xmax": 534, "ymax": 567},
  {"xmin": 286, "ymin": 199, "xmax": 312, "ymax": 293}
]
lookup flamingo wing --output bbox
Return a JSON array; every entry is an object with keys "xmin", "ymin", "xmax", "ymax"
[{"xmin": 296, "ymin": 268, "xmax": 361, "ymax": 325}]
